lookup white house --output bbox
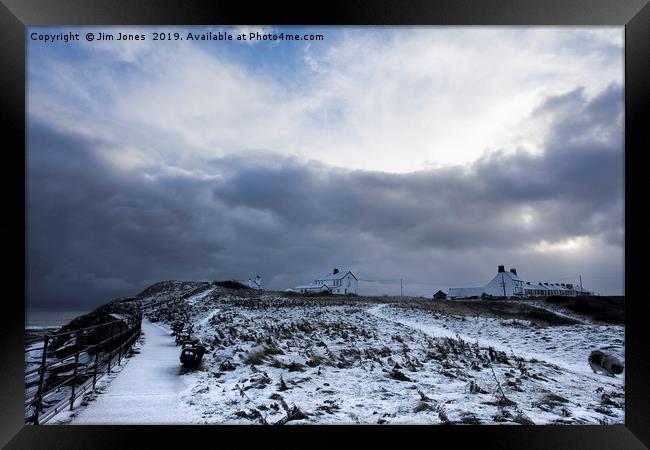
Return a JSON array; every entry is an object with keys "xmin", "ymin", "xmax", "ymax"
[
  {"xmin": 239, "ymin": 275, "xmax": 263, "ymax": 290},
  {"xmin": 295, "ymin": 268, "xmax": 358, "ymax": 295},
  {"xmin": 523, "ymin": 282, "xmax": 551, "ymax": 297},
  {"xmin": 482, "ymin": 267, "xmax": 526, "ymax": 298},
  {"xmin": 448, "ymin": 265, "xmax": 592, "ymax": 299}
]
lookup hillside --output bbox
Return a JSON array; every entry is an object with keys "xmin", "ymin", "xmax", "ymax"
[{"xmin": 57, "ymin": 282, "xmax": 625, "ymax": 425}]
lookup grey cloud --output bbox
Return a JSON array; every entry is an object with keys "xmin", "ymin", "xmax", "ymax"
[
  {"xmin": 214, "ymin": 84, "xmax": 622, "ymax": 250},
  {"xmin": 27, "ymin": 84, "xmax": 624, "ymax": 309}
]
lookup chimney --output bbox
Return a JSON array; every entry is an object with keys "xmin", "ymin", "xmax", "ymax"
[
  {"xmin": 333, "ymin": 268, "xmax": 339, "ymax": 274},
  {"xmin": 498, "ymin": 265, "xmax": 505, "ymax": 273},
  {"xmin": 510, "ymin": 268, "xmax": 517, "ymax": 276}
]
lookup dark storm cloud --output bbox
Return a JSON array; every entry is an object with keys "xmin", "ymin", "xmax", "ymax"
[
  {"xmin": 27, "ymin": 84, "xmax": 624, "ymax": 308},
  {"xmin": 213, "ymin": 84, "xmax": 623, "ymax": 249}
]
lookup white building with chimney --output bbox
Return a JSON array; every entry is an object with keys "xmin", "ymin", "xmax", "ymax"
[
  {"xmin": 482, "ymin": 266, "xmax": 526, "ymax": 297},
  {"xmin": 295, "ymin": 268, "xmax": 358, "ymax": 295},
  {"xmin": 448, "ymin": 265, "xmax": 593, "ymax": 299}
]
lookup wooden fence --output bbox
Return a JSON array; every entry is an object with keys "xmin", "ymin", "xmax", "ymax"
[{"xmin": 24, "ymin": 312, "xmax": 143, "ymax": 424}]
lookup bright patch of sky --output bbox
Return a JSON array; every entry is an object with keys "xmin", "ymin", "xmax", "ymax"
[{"xmin": 28, "ymin": 26, "xmax": 623, "ymax": 174}]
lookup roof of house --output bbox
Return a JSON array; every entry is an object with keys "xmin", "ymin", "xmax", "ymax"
[
  {"xmin": 504, "ymin": 271, "xmax": 525, "ymax": 282},
  {"xmin": 525, "ymin": 284, "xmax": 547, "ymax": 291},
  {"xmin": 315, "ymin": 270, "xmax": 357, "ymax": 281},
  {"xmin": 544, "ymin": 283, "xmax": 569, "ymax": 291}
]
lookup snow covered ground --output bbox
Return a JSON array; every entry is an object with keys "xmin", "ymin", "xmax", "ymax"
[
  {"xmin": 59, "ymin": 288, "xmax": 625, "ymax": 425},
  {"xmin": 54, "ymin": 320, "xmax": 196, "ymax": 424},
  {"xmin": 371, "ymin": 304, "xmax": 625, "ymax": 380}
]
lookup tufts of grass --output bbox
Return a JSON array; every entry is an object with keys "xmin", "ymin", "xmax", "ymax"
[
  {"xmin": 278, "ymin": 375, "xmax": 289, "ymax": 391},
  {"xmin": 459, "ymin": 412, "xmax": 481, "ymax": 424},
  {"xmin": 285, "ymin": 361, "xmax": 305, "ymax": 372},
  {"xmin": 512, "ymin": 412, "xmax": 535, "ymax": 425},
  {"xmin": 414, "ymin": 401, "xmax": 433, "ymax": 413},
  {"xmin": 305, "ymin": 354, "xmax": 323, "ymax": 367},
  {"xmin": 466, "ymin": 379, "xmax": 488, "ymax": 394},
  {"xmin": 436, "ymin": 405, "xmax": 452, "ymax": 424},
  {"xmin": 316, "ymin": 399, "xmax": 341, "ymax": 414},
  {"xmin": 532, "ymin": 392, "xmax": 569, "ymax": 410},
  {"xmin": 243, "ymin": 349, "xmax": 267, "ymax": 365},
  {"xmin": 417, "ymin": 389, "xmax": 432, "ymax": 402},
  {"xmin": 388, "ymin": 369, "xmax": 413, "ymax": 382}
]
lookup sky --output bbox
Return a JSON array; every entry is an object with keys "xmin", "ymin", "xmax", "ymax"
[{"xmin": 26, "ymin": 26, "xmax": 625, "ymax": 309}]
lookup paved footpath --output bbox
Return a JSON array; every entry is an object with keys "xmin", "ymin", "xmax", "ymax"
[{"xmin": 69, "ymin": 320, "xmax": 196, "ymax": 424}]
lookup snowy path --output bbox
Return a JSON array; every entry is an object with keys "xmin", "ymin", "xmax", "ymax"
[{"xmin": 68, "ymin": 320, "xmax": 196, "ymax": 424}]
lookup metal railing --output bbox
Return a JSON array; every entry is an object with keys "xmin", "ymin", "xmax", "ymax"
[{"xmin": 24, "ymin": 312, "xmax": 143, "ymax": 424}]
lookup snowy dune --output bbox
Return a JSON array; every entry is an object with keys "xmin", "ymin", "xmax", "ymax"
[{"xmin": 60, "ymin": 287, "xmax": 625, "ymax": 425}]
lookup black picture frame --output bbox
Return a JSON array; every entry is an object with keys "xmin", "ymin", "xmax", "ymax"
[{"xmin": 1, "ymin": 0, "xmax": 647, "ymax": 448}]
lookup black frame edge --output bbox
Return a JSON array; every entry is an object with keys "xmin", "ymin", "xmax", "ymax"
[
  {"xmin": 1, "ymin": 0, "xmax": 648, "ymax": 448},
  {"xmin": 1, "ymin": 0, "xmax": 649, "ymax": 25},
  {"xmin": 0, "ymin": 1, "xmax": 27, "ymax": 448},
  {"xmin": 624, "ymin": 2, "xmax": 650, "ymax": 446}
]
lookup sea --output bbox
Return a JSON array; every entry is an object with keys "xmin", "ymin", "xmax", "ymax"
[{"xmin": 26, "ymin": 309, "xmax": 90, "ymax": 333}]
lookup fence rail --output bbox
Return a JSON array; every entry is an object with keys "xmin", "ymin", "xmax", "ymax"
[{"xmin": 25, "ymin": 312, "xmax": 143, "ymax": 424}]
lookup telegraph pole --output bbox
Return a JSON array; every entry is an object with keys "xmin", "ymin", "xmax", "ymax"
[
  {"xmin": 400, "ymin": 279, "xmax": 403, "ymax": 298},
  {"xmin": 579, "ymin": 275, "xmax": 583, "ymax": 292}
]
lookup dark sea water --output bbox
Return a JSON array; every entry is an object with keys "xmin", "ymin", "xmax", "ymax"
[{"xmin": 26, "ymin": 309, "xmax": 90, "ymax": 331}]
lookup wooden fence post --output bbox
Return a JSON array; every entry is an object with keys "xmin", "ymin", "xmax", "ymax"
[
  {"xmin": 131, "ymin": 317, "xmax": 137, "ymax": 346},
  {"xmin": 107, "ymin": 322, "xmax": 115, "ymax": 374},
  {"xmin": 92, "ymin": 327, "xmax": 100, "ymax": 389},
  {"xmin": 117, "ymin": 322, "xmax": 123, "ymax": 366},
  {"xmin": 33, "ymin": 335, "xmax": 49, "ymax": 425},
  {"xmin": 69, "ymin": 332, "xmax": 80, "ymax": 410}
]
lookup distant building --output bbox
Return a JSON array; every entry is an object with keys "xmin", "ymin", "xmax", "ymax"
[
  {"xmin": 523, "ymin": 282, "xmax": 552, "ymax": 297},
  {"xmin": 239, "ymin": 275, "xmax": 263, "ymax": 290},
  {"xmin": 448, "ymin": 265, "xmax": 592, "ymax": 299},
  {"xmin": 482, "ymin": 266, "xmax": 527, "ymax": 297},
  {"xmin": 433, "ymin": 290, "xmax": 447, "ymax": 300},
  {"xmin": 295, "ymin": 268, "xmax": 358, "ymax": 295}
]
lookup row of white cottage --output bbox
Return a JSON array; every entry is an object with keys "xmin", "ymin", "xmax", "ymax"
[
  {"xmin": 239, "ymin": 265, "xmax": 591, "ymax": 299},
  {"xmin": 448, "ymin": 265, "xmax": 593, "ymax": 299}
]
